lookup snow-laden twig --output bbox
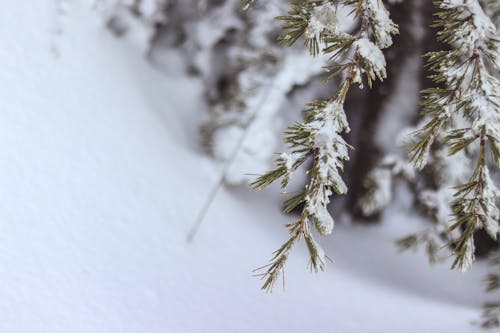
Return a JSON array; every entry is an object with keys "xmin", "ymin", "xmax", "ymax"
[{"xmin": 253, "ymin": 0, "xmax": 398, "ymax": 291}]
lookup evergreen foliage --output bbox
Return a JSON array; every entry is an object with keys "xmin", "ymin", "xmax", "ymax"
[
  {"xmin": 251, "ymin": 0, "xmax": 398, "ymax": 291},
  {"xmin": 408, "ymin": 0, "xmax": 500, "ymax": 272},
  {"xmin": 93, "ymin": 0, "xmax": 500, "ymax": 320}
]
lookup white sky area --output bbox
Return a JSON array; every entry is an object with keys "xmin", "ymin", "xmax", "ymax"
[{"xmin": 0, "ymin": 1, "xmax": 492, "ymax": 332}]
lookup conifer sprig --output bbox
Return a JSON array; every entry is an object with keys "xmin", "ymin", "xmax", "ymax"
[
  {"xmin": 254, "ymin": 219, "xmax": 329, "ymax": 292},
  {"xmin": 410, "ymin": 0, "xmax": 500, "ymax": 271},
  {"xmin": 252, "ymin": 0, "xmax": 398, "ymax": 291}
]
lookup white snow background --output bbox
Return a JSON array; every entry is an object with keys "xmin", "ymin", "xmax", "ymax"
[{"xmin": 0, "ymin": 1, "xmax": 493, "ymax": 332}]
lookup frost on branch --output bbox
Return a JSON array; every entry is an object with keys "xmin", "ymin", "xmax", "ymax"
[{"xmin": 252, "ymin": 0, "xmax": 397, "ymax": 291}]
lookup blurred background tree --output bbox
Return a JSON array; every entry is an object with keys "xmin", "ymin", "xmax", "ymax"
[{"xmin": 80, "ymin": 0, "xmax": 499, "ymax": 327}]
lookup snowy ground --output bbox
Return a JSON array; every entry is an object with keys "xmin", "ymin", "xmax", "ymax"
[{"xmin": 0, "ymin": 2, "xmax": 493, "ymax": 332}]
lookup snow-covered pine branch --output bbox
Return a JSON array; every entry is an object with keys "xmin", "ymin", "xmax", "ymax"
[
  {"xmin": 252, "ymin": 0, "xmax": 398, "ymax": 291},
  {"xmin": 409, "ymin": 0, "xmax": 500, "ymax": 271}
]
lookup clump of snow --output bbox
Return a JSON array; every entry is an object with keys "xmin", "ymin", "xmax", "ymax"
[
  {"xmin": 365, "ymin": 0, "xmax": 399, "ymax": 48},
  {"xmin": 307, "ymin": 201, "xmax": 335, "ymax": 235},
  {"xmin": 276, "ymin": 151, "xmax": 304, "ymax": 191},
  {"xmin": 304, "ymin": 101, "xmax": 350, "ymax": 235},
  {"xmin": 441, "ymin": 0, "xmax": 496, "ymax": 57},
  {"xmin": 305, "ymin": 2, "xmax": 339, "ymax": 41},
  {"xmin": 280, "ymin": 152, "xmax": 299, "ymax": 172},
  {"xmin": 354, "ymin": 38, "xmax": 387, "ymax": 79},
  {"xmin": 310, "ymin": 102, "xmax": 350, "ymax": 194}
]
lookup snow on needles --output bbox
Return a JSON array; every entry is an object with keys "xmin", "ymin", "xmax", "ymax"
[
  {"xmin": 365, "ymin": 0, "xmax": 399, "ymax": 48},
  {"xmin": 306, "ymin": 101, "xmax": 350, "ymax": 235},
  {"xmin": 306, "ymin": 2, "xmax": 339, "ymax": 41},
  {"xmin": 354, "ymin": 38, "xmax": 387, "ymax": 80},
  {"xmin": 407, "ymin": 0, "xmax": 500, "ymax": 271}
]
